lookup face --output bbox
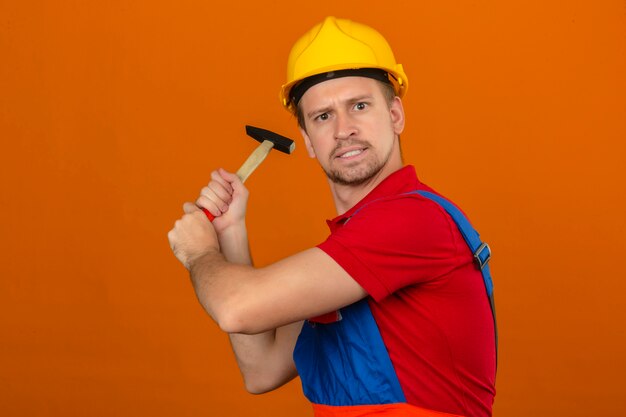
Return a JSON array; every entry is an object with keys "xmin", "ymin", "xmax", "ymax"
[{"xmin": 298, "ymin": 77, "xmax": 405, "ymax": 186}]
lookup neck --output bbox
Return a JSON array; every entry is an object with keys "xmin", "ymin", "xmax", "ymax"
[{"xmin": 329, "ymin": 179, "xmax": 382, "ymax": 215}]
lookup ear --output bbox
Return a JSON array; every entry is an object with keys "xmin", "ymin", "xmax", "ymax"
[
  {"xmin": 389, "ymin": 96, "xmax": 405, "ymax": 135},
  {"xmin": 299, "ymin": 127, "xmax": 317, "ymax": 158}
]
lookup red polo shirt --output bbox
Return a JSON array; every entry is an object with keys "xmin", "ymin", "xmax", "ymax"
[{"xmin": 317, "ymin": 166, "xmax": 496, "ymax": 417}]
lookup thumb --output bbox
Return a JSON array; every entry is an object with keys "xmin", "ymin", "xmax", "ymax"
[
  {"xmin": 219, "ymin": 168, "xmax": 244, "ymax": 189},
  {"xmin": 183, "ymin": 202, "xmax": 203, "ymax": 215}
]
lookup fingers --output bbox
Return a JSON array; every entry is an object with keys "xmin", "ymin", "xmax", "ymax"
[
  {"xmin": 195, "ymin": 169, "xmax": 235, "ymax": 217},
  {"xmin": 211, "ymin": 169, "xmax": 234, "ymax": 196},
  {"xmin": 218, "ymin": 168, "xmax": 248, "ymax": 198}
]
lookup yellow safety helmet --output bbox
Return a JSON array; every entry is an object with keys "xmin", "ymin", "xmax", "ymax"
[{"xmin": 280, "ymin": 16, "xmax": 408, "ymax": 113}]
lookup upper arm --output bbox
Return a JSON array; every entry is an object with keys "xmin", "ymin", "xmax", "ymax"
[{"xmin": 223, "ymin": 248, "xmax": 367, "ymax": 334}]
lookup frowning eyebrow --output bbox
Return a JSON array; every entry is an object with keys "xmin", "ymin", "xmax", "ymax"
[
  {"xmin": 306, "ymin": 106, "xmax": 332, "ymax": 119},
  {"xmin": 346, "ymin": 94, "xmax": 374, "ymax": 105},
  {"xmin": 306, "ymin": 94, "xmax": 375, "ymax": 119}
]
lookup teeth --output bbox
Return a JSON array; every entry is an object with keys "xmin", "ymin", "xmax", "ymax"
[{"xmin": 340, "ymin": 149, "xmax": 363, "ymax": 158}]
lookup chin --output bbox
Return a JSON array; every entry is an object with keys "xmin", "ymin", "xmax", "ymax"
[{"xmin": 327, "ymin": 163, "xmax": 383, "ymax": 186}]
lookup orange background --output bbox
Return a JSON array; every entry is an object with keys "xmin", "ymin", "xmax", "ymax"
[{"xmin": 1, "ymin": 1, "xmax": 625, "ymax": 416}]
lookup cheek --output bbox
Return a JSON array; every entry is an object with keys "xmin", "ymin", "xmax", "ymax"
[
  {"xmin": 304, "ymin": 129, "xmax": 333, "ymax": 159},
  {"xmin": 303, "ymin": 132, "xmax": 322, "ymax": 159}
]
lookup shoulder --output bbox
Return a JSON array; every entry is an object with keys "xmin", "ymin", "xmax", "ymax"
[
  {"xmin": 347, "ymin": 193, "xmax": 458, "ymax": 245},
  {"xmin": 318, "ymin": 192, "xmax": 469, "ymax": 300},
  {"xmin": 321, "ymin": 193, "xmax": 464, "ymax": 263}
]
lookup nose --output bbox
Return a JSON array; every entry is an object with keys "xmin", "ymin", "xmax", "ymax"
[{"xmin": 334, "ymin": 111, "xmax": 358, "ymax": 140}]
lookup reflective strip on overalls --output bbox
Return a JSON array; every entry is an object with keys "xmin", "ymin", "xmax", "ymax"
[{"xmin": 293, "ymin": 190, "xmax": 496, "ymax": 417}]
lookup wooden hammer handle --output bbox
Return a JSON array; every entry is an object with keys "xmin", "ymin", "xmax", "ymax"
[
  {"xmin": 202, "ymin": 140, "xmax": 274, "ymax": 222},
  {"xmin": 236, "ymin": 140, "xmax": 274, "ymax": 183}
]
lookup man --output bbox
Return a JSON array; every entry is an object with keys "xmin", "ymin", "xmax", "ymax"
[{"xmin": 168, "ymin": 16, "xmax": 496, "ymax": 417}]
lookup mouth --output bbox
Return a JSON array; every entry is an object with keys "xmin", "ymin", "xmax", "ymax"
[{"xmin": 334, "ymin": 146, "xmax": 368, "ymax": 160}]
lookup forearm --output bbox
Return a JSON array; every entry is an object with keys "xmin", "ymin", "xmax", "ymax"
[
  {"xmin": 214, "ymin": 221, "xmax": 299, "ymax": 393},
  {"xmin": 189, "ymin": 250, "xmax": 252, "ymax": 330},
  {"xmin": 217, "ymin": 222, "xmax": 253, "ymax": 266},
  {"xmin": 188, "ymin": 221, "xmax": 252, "ymax": 324}
]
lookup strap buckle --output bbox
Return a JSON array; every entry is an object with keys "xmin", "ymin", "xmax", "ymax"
[{"xmin": 474, "ymin": 242, "xmax": 491, "ymax": 270}]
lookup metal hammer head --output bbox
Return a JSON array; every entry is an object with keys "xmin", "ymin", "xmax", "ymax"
[{"xmin": 245, "ymin": 125, "xmax": 295, "ymax": 154}]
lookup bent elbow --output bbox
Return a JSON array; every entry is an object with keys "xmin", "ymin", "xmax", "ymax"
[
  {"xmin": 203, "ymin": 289, "xmax": 246, "ymax": 333},
  {"xmin": 241, "ymin": 373, "xmax": 284, "ymax": 395},
  {"xmin": 213, "ymin": 296, "xmax": 270, "ymax": 334},
  {"xmin": 202, "ymin": 282, "xmax": 276, "ymax": 334},
  {"xmin": 216, "ymin": 310, "xmax": 245, "ymax": 334},
  {"xmin": 215, "ymin": 302, "xmax": 257, "ymax": 334},
  {"xmin": 243, "ymin": 379, "xmax": 273, "ymax": 395}
]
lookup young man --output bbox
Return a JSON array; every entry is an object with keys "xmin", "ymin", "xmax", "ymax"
[{"xmin": 168, "ymin": 16, "xmax": 496, "ymax": 417}]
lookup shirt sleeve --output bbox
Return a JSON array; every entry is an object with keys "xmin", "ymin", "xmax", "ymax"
[{"xmin": 317, "ymin": 194, "xmax": 471, "ymax": 301}]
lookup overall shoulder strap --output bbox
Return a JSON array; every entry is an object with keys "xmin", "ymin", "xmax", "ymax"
[
  {"xmin": 409, "ymin": 190, "xmax": 498, "ymax": 363},
  {"xmin": 410, "ymin": 191, "xmax": 494, "ymax": 294}
]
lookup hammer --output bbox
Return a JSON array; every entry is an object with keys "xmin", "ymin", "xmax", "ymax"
[{"xmin": 202, "ymin": 125, "xmax": 295, "ymax": 221}]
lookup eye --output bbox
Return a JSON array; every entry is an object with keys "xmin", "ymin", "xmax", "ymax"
[
  {"xmin": 354, "ymin": 102, "xmax": 368, "ymax": 111},
  {"xmin": 316, "ymin": 113, "xmax": 329, "ymax": 121}
]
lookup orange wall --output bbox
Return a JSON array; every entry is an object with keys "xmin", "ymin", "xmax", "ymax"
[{"xmin": 1, "ymin": 1, "xmax": 625, "ymax": 416}]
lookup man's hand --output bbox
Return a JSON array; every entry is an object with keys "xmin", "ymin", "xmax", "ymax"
[
  {"xmin": 196, "ymin": 168, "xmax": 249, "ymax": 234},
  {"xmin": 168, "ymin": 203, "xmax": 219, "ymax": 270},
  {"xmin": 168, "ymin": 168, "xmax": 248, "ymax": 270}
]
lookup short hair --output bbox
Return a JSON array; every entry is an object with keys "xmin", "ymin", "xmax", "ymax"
[{"xmin": 296, "ymin": 79, "xmax": 397, "ymax": 132}]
